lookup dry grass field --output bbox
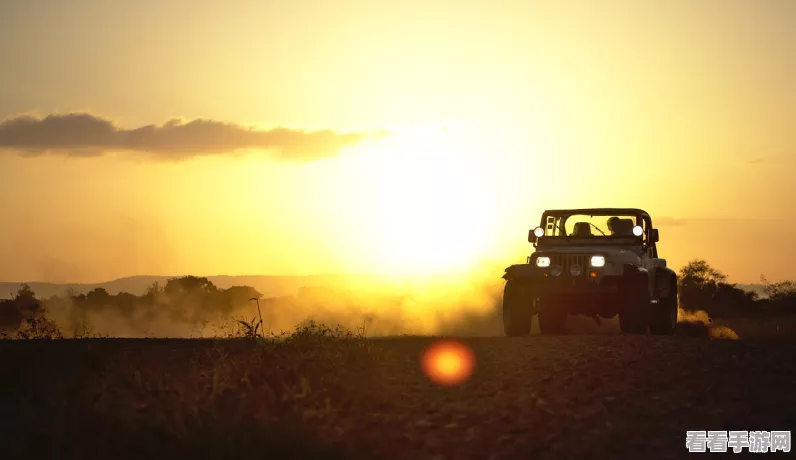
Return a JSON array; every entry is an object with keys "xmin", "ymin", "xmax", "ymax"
[{"xmin": 3, "ymin": 317, "xmax": 795, "ymax": 460}]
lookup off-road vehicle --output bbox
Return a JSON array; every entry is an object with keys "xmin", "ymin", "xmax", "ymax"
[{"xmin": 501, "ymin": 208, "xmax": 678, "ymax": 335}]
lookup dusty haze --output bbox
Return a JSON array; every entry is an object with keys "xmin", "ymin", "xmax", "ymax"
[{"xmin": 9, "ymin": 268, "xmax": 721, "ymax": 339}]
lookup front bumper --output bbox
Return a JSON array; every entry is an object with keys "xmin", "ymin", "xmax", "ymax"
[
  {"xmin": 504, "ymin": 266, "xmax": 619, "ymax": 295},
  {"xmin": 530, "ymin": 277, "xmax": 618, "ymax": 295}
]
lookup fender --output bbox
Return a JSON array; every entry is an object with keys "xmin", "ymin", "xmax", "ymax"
[
  {"xmin": 620, "ymin": 264, "xmax": 651, "ymax": 295},
  {"xmin": 654, "ymin": 267, "xmax": 678, "ymax": 298},
  {"xmin": 622, "ymin": 264, "xmax": 648, "ymax": 276},
  {"xmin": 502, "ymin": 264, "xmax": 537, "ymax": 280}
]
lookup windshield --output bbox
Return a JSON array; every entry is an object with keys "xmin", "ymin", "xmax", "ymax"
[{"xmin": 542, "ymin": 213, "xmax": 643, "ymax": 238}]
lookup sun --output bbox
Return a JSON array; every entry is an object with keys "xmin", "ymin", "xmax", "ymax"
[
  {"xmin": 239, "ymin": 120, "xmax": 537, "ymax": 278},
  {"xmin": 339, "ymin": 124, "xmax": 506, "ymax": 275}
]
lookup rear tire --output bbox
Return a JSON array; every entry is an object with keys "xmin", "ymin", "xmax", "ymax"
[
  {"xmin": 650, "ymin": 278, "xmax": 678, "ymax": 335},
  {"xmin": 619, "ymin": 275, "xmax": 650, "ymax": 334},
  {"xmin": 538, "ymin": 296, "xmax": 568, "ymax": 334},
  {"xmin": 502, "ymin": 279, "xmax": 533, "ymax": 336}
]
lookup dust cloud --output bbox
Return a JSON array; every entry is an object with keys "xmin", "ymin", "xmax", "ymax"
[
  {"xmin": 677, "ymin": 304, "xmax": 739, "ymax": 339},
  {"xmin": 32, "ymin": 269, "xmax": 510, "ymax": 339},
  {"xmin": 238, "ymin": 272, "xmax": 509, "ymax": 338}
]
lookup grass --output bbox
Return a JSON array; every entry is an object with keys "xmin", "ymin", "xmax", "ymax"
[{"xmin": 1, "ymin": 321, "xmax": 386, "ymax": 460}]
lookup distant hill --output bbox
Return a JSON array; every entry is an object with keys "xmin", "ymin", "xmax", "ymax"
[{"xmin": 0, "ymin": 274, "xmax": 384, "ymax": 300}]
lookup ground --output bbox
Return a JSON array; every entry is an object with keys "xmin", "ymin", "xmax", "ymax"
[{"xmin": 2, "ymin": 320, "xmax": 795, "ymax": 459}]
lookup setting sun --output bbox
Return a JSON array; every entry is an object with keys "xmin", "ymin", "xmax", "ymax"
[{"xmin": 330, "ymin": 125, "xmax": 511, "ymax": 275}]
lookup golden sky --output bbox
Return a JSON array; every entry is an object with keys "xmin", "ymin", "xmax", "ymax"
[{"xmin": 1, "ymin": 0, "xmax": 795, "ymax": 284}]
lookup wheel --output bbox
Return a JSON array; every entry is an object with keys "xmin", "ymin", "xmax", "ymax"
[
  {"xmin": 502, "ymin": 279, "xmax": 534, "ymax": 336},
  {"xmin": 619, "ymin": 275, "xmax": 650, "ymax": 334},
  {"xmin": 650, "ymin": 278, "xmax": 678, "ymax": 335},
  {"xmin": 538, "ymin": 295, "xmax": 568, "ymax": 334}
]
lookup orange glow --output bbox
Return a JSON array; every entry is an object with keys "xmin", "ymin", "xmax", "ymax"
[
  {"xmin": 589, "ymin": 271, "xmax": 598, "ymax": 278},
  {"xmin": 420, "ymin": 340, "xmax": 475, "ymax": 386},
  {"xmin": 3, "ymin": 2, "xmax": 796, "ymax": 285}
]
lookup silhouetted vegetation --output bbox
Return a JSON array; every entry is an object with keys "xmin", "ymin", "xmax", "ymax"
[
  {"xmin": 677, "ymin": 259, "xmax": 796, "ymax": 318},
  {"xmin": 0, "ymin": 284, "xmax": 62, "ymax": 339},
  {"xmin": 0, "ymin": 276, "xmax": 265, "ymax": 339}
]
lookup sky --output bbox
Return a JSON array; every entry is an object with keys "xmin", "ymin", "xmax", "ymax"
[{"xmin": 1, "ymin": 0, "xmax": 795, "ymax": 284}]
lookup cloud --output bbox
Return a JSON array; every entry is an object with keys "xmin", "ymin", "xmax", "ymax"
[
  {"xmin": 0, "ymin": 113, "xmax": 383, "ymax": 160},
  {"xmin": 746, "ymin": 154, "xmax": 796, "ymax": 165}
]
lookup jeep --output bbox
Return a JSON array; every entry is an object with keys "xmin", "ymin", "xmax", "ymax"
[{"xmin": 501, "ymin": 208, "xmax": 678, "ymax": 335}]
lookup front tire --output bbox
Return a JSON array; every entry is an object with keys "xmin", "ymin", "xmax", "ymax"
[
  {"xmin": 619, "ymin": 275, "xmax": 650, "ymax": 334},
  {"xmin": 502, "ymin": 279, "xmax": 534, "ymax": 336},
  {"xmin": 538, "ymin": 295, "xmax": 568, "ymax": 334}
]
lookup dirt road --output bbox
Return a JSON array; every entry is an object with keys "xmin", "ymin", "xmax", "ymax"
[
  {"xmin": 2, "ymin": 334, "xmax": 794, "ymax": 459},
  {"xmin": 352, "ymin": 335, "xmax": 796, "ymax": 459}
]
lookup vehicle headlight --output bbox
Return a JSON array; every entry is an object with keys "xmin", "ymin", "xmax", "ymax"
[
  {"xmin": 569, "ymin": 264, "xmax": 583, "ymax": 276},
  {"xmin": 632, "ymin": 225, "xmax": 643, "ymax": 236},
  {"xmin": 533, "ymin": 227, "xmax": 545, "ymax": 238},
  {"xmin": 550, "ymin": 265, "xmax": 563, "ymax": 277},
  {"xmin": 536, "ymin": 256, "xmax": 551, "ymax": 267},
  {"xmin": 590, "ymin": 255, "xmax": 606, "ymax": 267}
]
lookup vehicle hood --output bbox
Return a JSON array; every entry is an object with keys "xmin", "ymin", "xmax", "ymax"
[
  {"xmin": 533, "ymin": 246, "xmax": 643, "ymax": 265},
  {"xmin": 534, "ymin": 246, "xmax": 642, "ymax": 255}
]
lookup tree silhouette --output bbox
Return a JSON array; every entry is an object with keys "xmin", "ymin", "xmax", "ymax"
[
  {"xmin": 86, "ymin": 287, "xmax": 112, "ymax": 308},
  {"xmin": 760, "ymin": 275, "xmax": 796, "ymax": 313},
  {"xmin": 164, "ymin": 276, "xmax": 218, "ymax": 296},
  {"xmin": 678, "ymin": 259, "xmax": 757, "ymax": 317}
]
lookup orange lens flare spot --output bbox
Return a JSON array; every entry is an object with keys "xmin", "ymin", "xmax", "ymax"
[
  {"xmin": 420, "ymin": 340, "xmax": 476, "ymax": 386},
  {"xmin": 589, "ymin": 271, "xmax": 598, "ymax": 278}
]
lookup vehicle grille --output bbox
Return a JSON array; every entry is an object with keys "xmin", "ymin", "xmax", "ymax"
[{"xmin": 550, "ymin": 254, "xmax": 589, "ymax": 275}]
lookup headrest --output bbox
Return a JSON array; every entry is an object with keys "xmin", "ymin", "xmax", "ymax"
[
  {"xmin": 616, "ymin": 218, "xmax": 635, "ymax": 235},
  {"xmin": 572, "ymin": 222, "xmax": 592, "ymax": 237}
]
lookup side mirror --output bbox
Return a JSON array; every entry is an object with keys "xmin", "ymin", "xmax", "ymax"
[
  {"xmin": 650, "ymin": 228, "xmax": 659, "ymax": 243},
  {"xmin": 528, "ymin": 229, "xmax": 537, "ymax": 243}
]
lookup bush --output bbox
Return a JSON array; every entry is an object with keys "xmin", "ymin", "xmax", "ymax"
[
  {"xmin": 760, "ymin": 275, "xmax": 796, "ymax": 313},
  {"xmin": 678, "ymin": 259, "xmax": 758, "ymax": 318}
]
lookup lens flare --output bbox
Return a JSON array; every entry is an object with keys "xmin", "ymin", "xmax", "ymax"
[{"xmin": 420, "ymin": 340, "xmax": 476, "ymax": 386}]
